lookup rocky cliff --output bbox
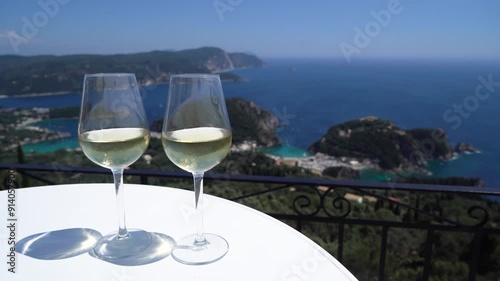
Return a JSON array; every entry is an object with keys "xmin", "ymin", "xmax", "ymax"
[
  {"xmin": 226, "ymin": 98, "xmax": 280, "ymax": 147},
  {"xmin": 309, "ymin": 116, "xmax": 458, "ymax": 171},
  {"xmin": 194, "ymin": 48, "xmax": 265, "ymax": 73},
  {"xmin": 151, "ymin": 98, "xmax": 280, "ymax": 147},
  {"xmin": 228, "ymin": 52, "xmax": 266, "ymax": 69}
]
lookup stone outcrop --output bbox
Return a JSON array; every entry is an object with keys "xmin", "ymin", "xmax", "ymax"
[{"xmin": 309, "ymin": 116, "xmax": 463, "ymax": 172}]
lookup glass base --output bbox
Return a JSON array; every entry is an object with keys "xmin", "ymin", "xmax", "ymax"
[
  {"xmin": 93, "ymin": 229, "xmax": 152, "ymax": 260},
  {"xmin": 172, "ymin": 233, "xmax": 228, "ymax": 265}
]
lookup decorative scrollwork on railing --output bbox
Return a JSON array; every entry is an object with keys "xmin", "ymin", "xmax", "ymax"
[
  {"xmin": 466, "ymin": 206, "xmax": 489, "ymax": 227},
  {"xmin": 292, "ymin": 194, "xmax": 321, "ymax": 216},
  {"xmin": 321, "ymin": 187, "xmax": 352, "ymax": 219},
  {"xmin": 290, "ymin": 186, "xmax": 352, "ymax": 218},
  {"xmin": 228, "ymin": 179, "xmax": 493, "ymax": 229},
  {"xmin": 355, "ymin": 189, "xmax": 492, "ymax": 227}
]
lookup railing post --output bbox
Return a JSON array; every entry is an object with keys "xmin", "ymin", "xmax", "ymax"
[
  {"xmin": 422, "ymin": 229, "xmax": 434, "ymax": 281},
  {"xmin": 414, "ymin": 194, "xmax": 420, "ymax": 221},
  {"xmin": 140, "ymin": 175, "xmax": 148, "ymax": 185},
  {"xmin": 338, "ymin": 223, "xmax": 344, "ymax": 263},
  {"xmin": 468, "ymin": 230, "xmax": 483, "ymax": 281},
  {"xmin": 378, "ymin": 226, "xmax": 389, "ymax": 281},
  {"xmin": 296, "ymin": 220, "xmax": 302, "ymax": 232}
]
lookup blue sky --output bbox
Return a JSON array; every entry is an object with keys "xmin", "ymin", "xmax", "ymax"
[{"xmin": 0, "ymin": 0, "xmax": 499, "ymax": 59}]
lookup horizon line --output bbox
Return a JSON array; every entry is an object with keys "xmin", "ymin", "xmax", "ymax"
[{"xmin": 1, "ymin": 48, "xmax": 499, "ymax": 63}]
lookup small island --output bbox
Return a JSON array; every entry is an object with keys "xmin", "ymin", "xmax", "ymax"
[
  {"xmin": 308, "ymin": 117, "xmax": 449, "ymax": 171},
  {"xmin": 265, "ymin": 116, "xmax": 480, "ymax": 182}
]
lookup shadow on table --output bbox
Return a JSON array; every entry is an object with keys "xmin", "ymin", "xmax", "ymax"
[
  {"xmin": 89, "ymin": 232, "xmax": 176, "ymax": 266},
  {"xmin": 16, "ymin": 228, "xmax": 102, "ymax": 260},
  {"xmin": 16, "ymin": 229, "xmax": 176, "ymax": 266}
]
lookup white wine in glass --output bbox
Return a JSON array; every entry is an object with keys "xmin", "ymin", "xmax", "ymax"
[
  {"xmin": 162, "ymin": 127, "xmax": 232, "ymax": 173},
  {"xmin": 162, "ymin": 74, "xmax": 232, "ymax": 265},
  {"xmin": 78, "ymin": 73, "xmax": 166, "ymax": 261},
  {"xmin": 79, "ymin": 127, "xmax": 150, "ymax": 169}
]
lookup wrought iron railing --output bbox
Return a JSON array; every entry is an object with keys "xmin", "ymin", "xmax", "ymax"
[{"xmin": 1, "ymin": 163, "xmax": 500, "ymax": 281}]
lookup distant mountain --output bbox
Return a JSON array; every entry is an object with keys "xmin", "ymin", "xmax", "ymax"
[{"xmin": 0, "ymin": 47, "xmax": 265, "ymax": 96}]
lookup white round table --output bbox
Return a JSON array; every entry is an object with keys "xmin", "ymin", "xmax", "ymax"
[{"xmin": 0, "ymin": 184, "xmax": 357, "ymax": 280}]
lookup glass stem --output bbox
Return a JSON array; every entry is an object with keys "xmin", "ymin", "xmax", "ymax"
[
  {"xmin": 112, "ymin": 169, "xmax": 129, "ymax": 239},
  {"xmin": 193, "ymin": 172, "xmax": 205, "ymax": 244}
]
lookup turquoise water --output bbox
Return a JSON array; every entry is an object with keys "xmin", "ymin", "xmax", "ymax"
[
  {"xmin": 359, "ymin": 169, "xmax": 397, "ymax": 182},
  {"xmin": 23, "ymin": 138, "xmax": 79, "ymax": 153},
  {"xmin": 262, "ymin": 145, "xmax": 312, "ymax": 158},
  {"xmin": 4, "ymin": 59, "xmax": 500, "ymax": 187},
  {"xmin": 22, "ymin": 119, "xmax": 79, "ymax": 153},
  {"xmin": 426, "ymin": 153, "xmax": 486, "ymax": 178}
]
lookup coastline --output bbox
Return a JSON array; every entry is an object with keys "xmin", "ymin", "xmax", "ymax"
[
  {"xmin": 261, "ymin": 143, "xmax": 481, "ymax": 181},
  {"xmin": 0, "ymin": 76, "xmax": 245, "ymax": 99},
  {"xmin": 265, "ymin": 152, "xmax": 379, "ymax": 176},
  {"xmin": 0, "ymin": 108, "xmax": 79, "ymax": 153},
  {"xmin": 234, "ymin": 141, "xmax": 379, "ymax": 176},
  {"xmin": 0, "ymin": 91, "xmax": 77, "ymax": 99}
]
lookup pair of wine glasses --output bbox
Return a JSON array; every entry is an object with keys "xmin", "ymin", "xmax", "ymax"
[{"xmin": 78, "ymin": 73, "xmax": 232, "ymax": 265}]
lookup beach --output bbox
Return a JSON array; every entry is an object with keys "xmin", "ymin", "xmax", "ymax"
[{"xmin": 265, "ymin": 150, "xmax": 378, "ymax": 175}]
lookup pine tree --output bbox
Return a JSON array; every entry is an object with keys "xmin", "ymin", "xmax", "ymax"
[
  {"xmin": 16, "ymin": 144, "xmax": 28, "ymax": 187},
  {"xmin": 17, "ymin": 144, "xmax": 24, "ymax": 164}
]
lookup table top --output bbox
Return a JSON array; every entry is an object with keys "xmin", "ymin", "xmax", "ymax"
[{"xmin": 0, "ymin": 183, "xmax": 357, "ymax": 281}]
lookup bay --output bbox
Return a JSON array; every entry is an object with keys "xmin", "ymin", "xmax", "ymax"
[{"xmin": 3, "ymin": 58, "xmax": 500, "ymax": 187}]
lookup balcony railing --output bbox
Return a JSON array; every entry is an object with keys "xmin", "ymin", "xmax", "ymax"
[{"xmin": 1, "ymin": 163, "xmax": 500, "ymax": 281}]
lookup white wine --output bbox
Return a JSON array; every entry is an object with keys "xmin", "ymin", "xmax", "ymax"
[
  {"xmin": 162, "ymin": 127, "xmax": 232, "ymax": 173},
  {"xmin": 79, "ymin": 128, "xmax": 150, "ymax": 170}
]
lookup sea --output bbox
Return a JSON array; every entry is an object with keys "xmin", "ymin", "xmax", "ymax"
[{"xmin": 2, "ymin": 58, "xmax": 500, "ymax": 186}]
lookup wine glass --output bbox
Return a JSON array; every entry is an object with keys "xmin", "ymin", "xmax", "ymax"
[
  {"xmin": 162, "ymin": 74, "xmax": 232, "ymax": 265},
  {"xmin": 78, "ymin": 73, "xmax": 158, "ymax": 260}
]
